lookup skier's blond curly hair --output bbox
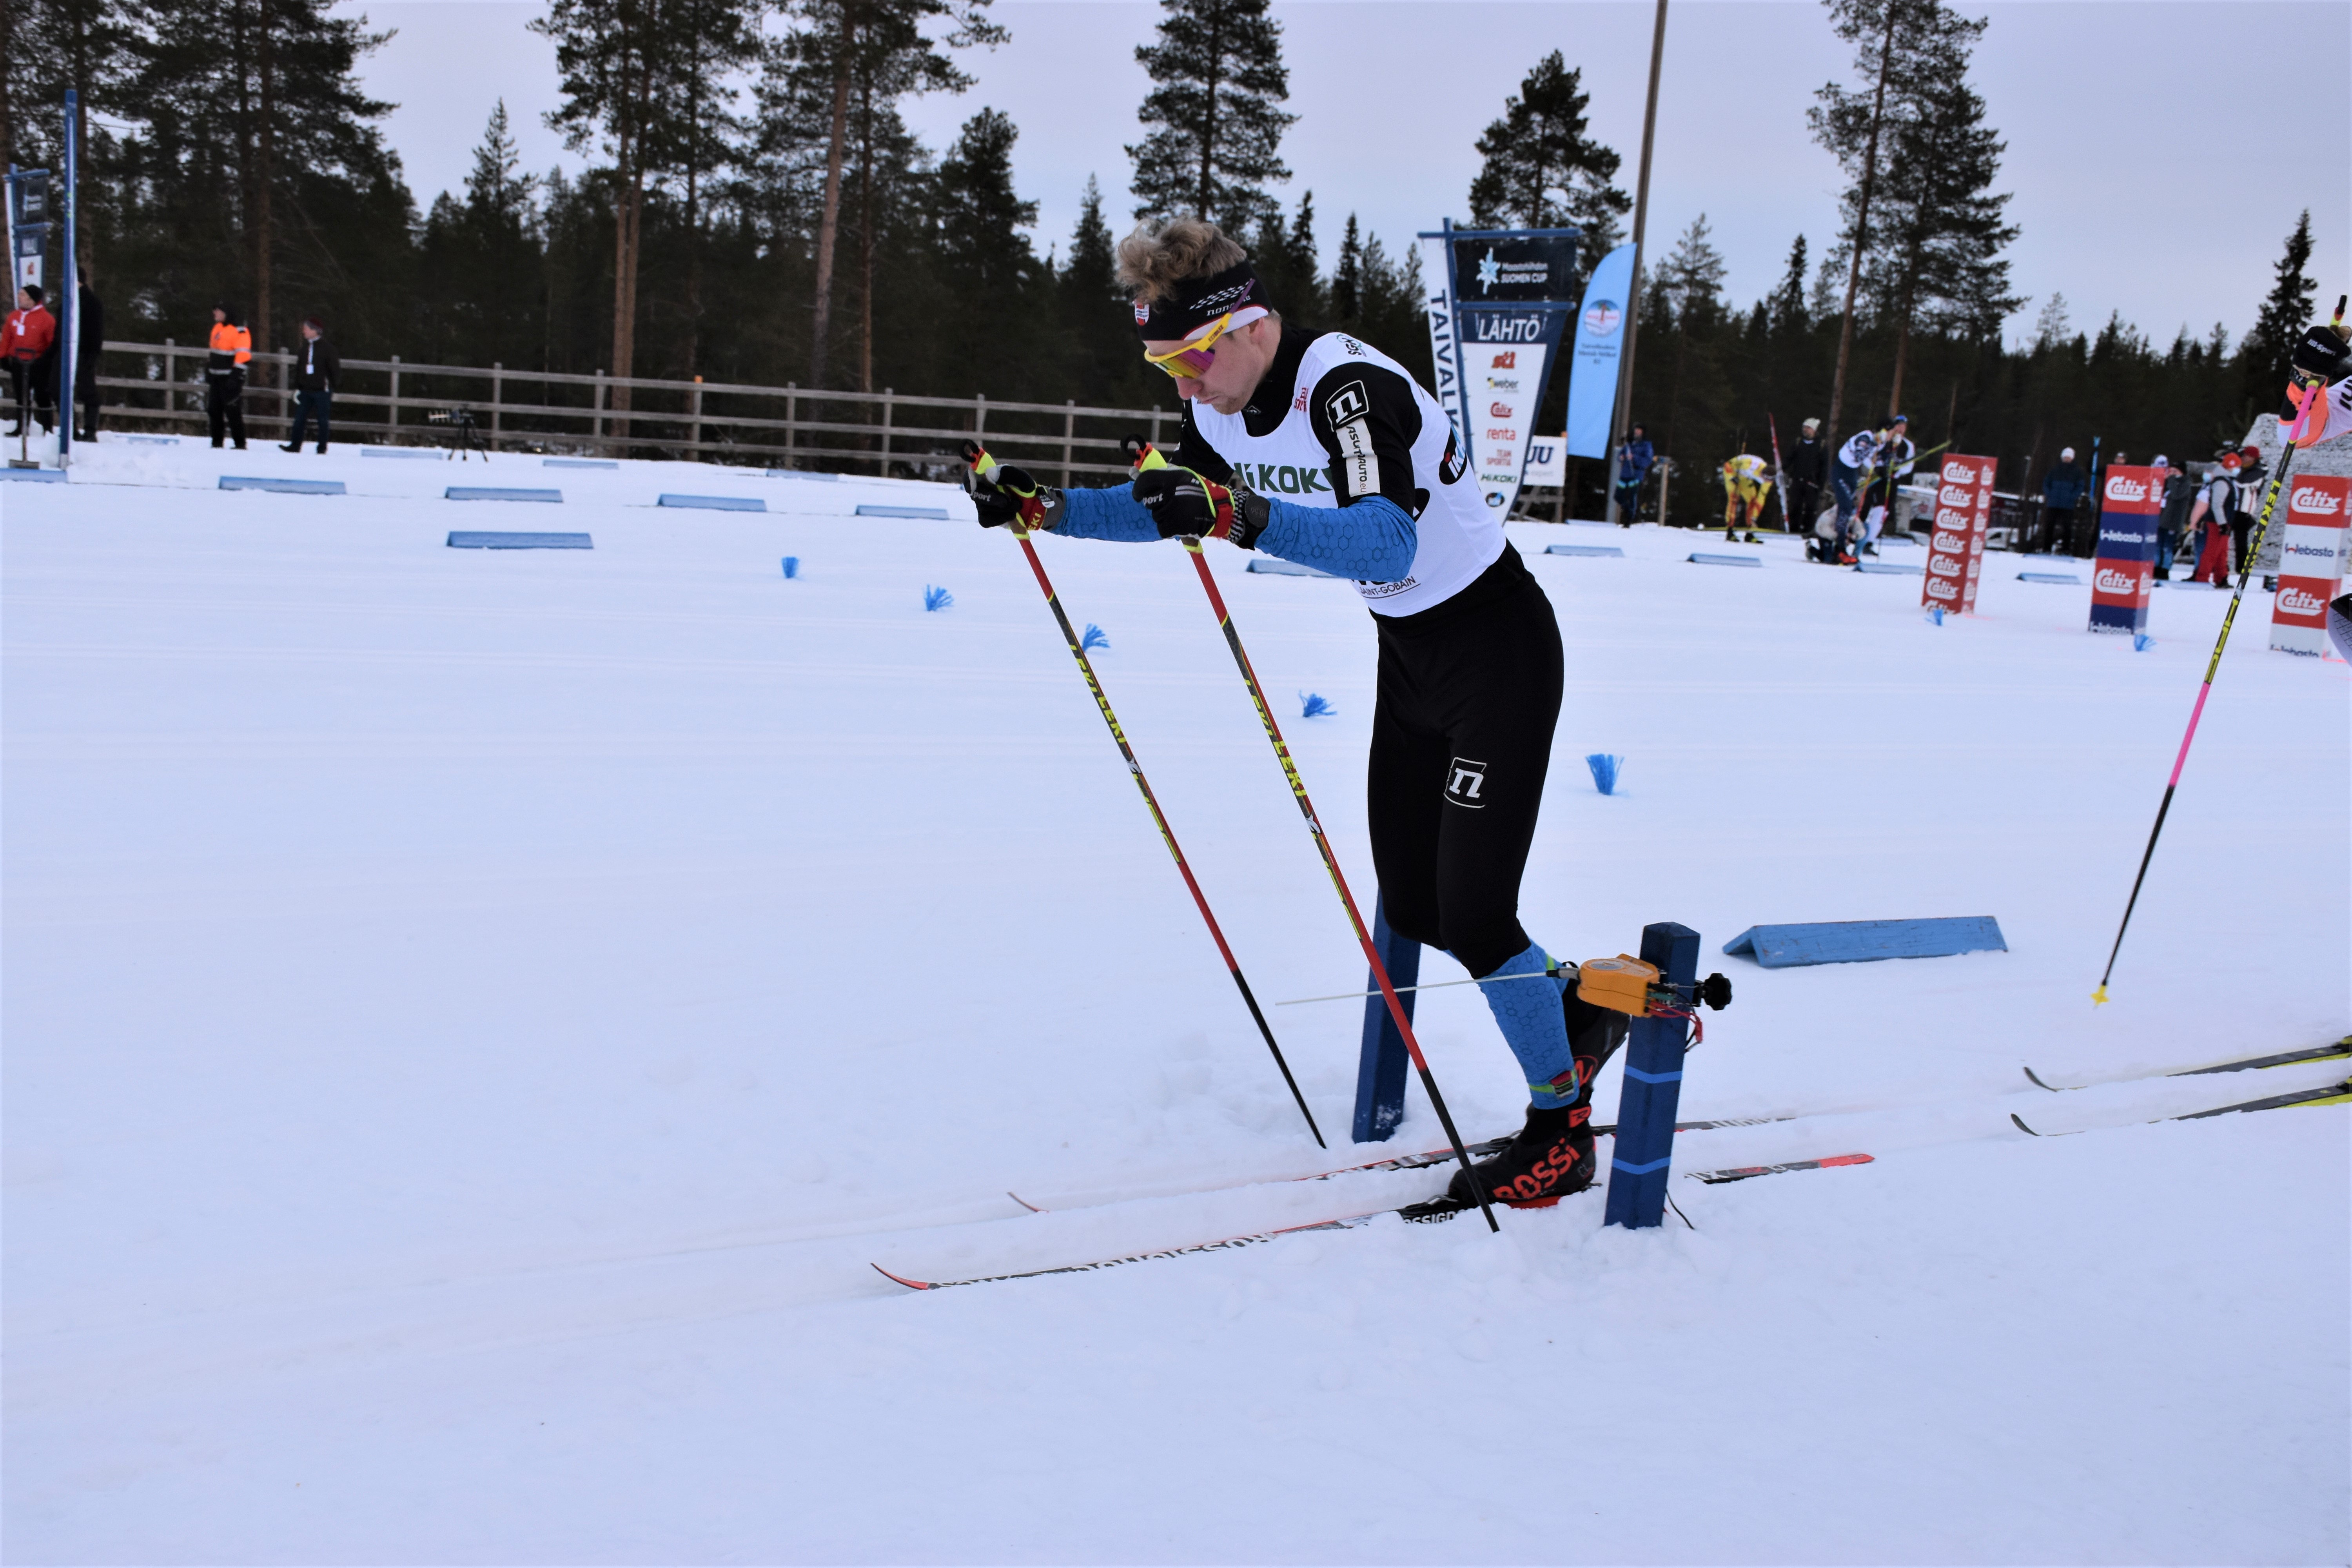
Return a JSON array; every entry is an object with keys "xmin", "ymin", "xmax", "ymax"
[{"xmin": 1115, "ymin": 218, "xmax": 1249, "ymax": 305}]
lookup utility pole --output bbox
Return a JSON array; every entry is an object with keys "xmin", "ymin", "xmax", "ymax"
[{"xmin": 1605, "ymin": 0, "xmax": 1668, "ymax": 525}]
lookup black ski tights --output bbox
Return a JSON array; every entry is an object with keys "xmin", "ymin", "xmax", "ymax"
[{"xmin": 1366, "ymin": 550, "xmax": 1564, "ymax": 979}]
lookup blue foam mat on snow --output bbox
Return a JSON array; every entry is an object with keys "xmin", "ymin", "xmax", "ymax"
[
  {"xmin": 361, "ymin": 446, "xmax": 445, "ymax": 460},
  {"xmin": 1546, "ymin": 543, "xmax": 1625, "ymax": 557},
  {"xmin": 1722, "ymin": 916, "xmax": 2006, "ymax": 967},
  {"xmin": 855, "ymin": 503, "xmax": 949, "ymax": 519},
  {"xmin": 220, "ymin": 475, "xmax": 345, "ymax": 495},
  {"xmin": 0, "ymin": 466, "xmax": 65, "ymax": 481},
  {"xmin": 447, "ymin": 531, "xmax": 593, "ymax": 549},
  {"xmin": 544, "ymin": 458, "xmax": 619, "ymax": 470},
  {"xmin": 2018, "ymin": 572, "xmax": 2081, "ymax": 584},
  {"xmin": 1689, "ymin": 552, "xmax": 1762, "ymax": 567},
  {"xmin": 1855, "ymin": 561, "xmax": 1924, "ymax": 575},
  {"xmin": 659, "ymin": 493, "xmax": 765, "ymax": 512},
  {"xmin": 448, "ymin": 486, "xmax": 561, "ymax": 503}
]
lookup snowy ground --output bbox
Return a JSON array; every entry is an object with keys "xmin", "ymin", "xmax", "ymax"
[{"xmin": 6, "ymin": 437, "xmax": 2347, "ymax": 1563}]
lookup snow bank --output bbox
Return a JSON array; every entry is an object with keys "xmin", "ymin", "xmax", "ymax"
[{"xmin": 4, "ymin": 441, "xmax": 2344, "ymax": 1560}]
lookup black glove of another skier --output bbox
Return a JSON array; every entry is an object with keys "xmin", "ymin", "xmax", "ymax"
[
  {"xmin": 1132, "ymin": 464, "xmax": 1269, "ymax": 548},
  {"xmin": 963, "ymin": 441, "xmax": 1062, "ymax": 530}
]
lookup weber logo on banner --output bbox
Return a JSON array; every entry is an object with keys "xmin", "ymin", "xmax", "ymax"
[
  {"xmin": 1922, "ymin": 456, "xmax": 1995, "ymax": 615},
  {"xmin": 2272, "ymin": 473, "xmax": 2350, "ymax": 655},
  {"xmin": 1421, "ymin": 221, "xmax": 1580, "ymax": 519},
  {"xmin": 2089, "ymin": 463, "xmax": 2161, "ymax": 636}
]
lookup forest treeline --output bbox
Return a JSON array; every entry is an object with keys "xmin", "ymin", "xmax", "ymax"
[{"xmin": 0, "ymin": 0, "xmax": 2319, "ymax": 515}]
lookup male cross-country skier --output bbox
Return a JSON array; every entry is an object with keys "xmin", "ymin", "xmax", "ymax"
[{"xmin": 965, "ymin": 218, "xmax": 1622, "ymax": 1211}]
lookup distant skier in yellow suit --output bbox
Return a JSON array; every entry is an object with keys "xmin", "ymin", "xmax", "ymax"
[{"xmin": 1720, "ymin": 452, "xmax": 1769, "ymax": 540}]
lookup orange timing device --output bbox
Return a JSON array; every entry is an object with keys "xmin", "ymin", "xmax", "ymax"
[{"xmin": 1578, "ymin": 955, "xmax": 1661, "ymax": 1016}]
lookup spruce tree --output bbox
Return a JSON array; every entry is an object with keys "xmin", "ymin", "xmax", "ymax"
[
  {"xmin": 1250, "ymin": 189, "xmax": 1321, "ymax": 325},
  {"xmin": 2241, "ymin": 209, "xmax": 2314, "ymax": 402},
  {"xmin": 1773, "ymin": 234, "xmax": 1809, "ymax": 334},
  {"xmin": 1465, "ymin": 50, "xmax": 1628, "ymax": 253},
  {"xmin": 1332, "ymin": 213, "xmax": 1362, "ymax": 325},
  {"xmin": 1126, "ymin": 0, "xmax": 1295, "ymax": 232}
]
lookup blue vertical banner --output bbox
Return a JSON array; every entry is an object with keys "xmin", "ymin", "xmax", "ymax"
[
  {"xmin": 58, "ymin": 89, "xmax": 76, "ymax": 462},
  {"xmin": 1566, "ymin": 242, "xmax": 1635, "ymax": 459},
  {"xmin": 1419, "ymin": 223, "xmax": 1581, "ymax": 518}
]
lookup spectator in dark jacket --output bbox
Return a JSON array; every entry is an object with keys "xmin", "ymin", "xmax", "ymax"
[
  {"xmin": 2155, "ymin": 458, "xmax": 2196, "ymax": 576},
  {"xmin": 2041, "ymin": 448, "xmax": 2085, "ymax": 552},
  {"xmin": 280, "ymin": 317, "xmax": 340, "ymax": 454},
  {"xmin": 1613, "ymin": 423, "xmax": 1654, "ymax": 526},
  {"xmin": 1782, "ymin": 416, "xmax": 1827, "ymax": 535},
  {"xmin": 49, "ymin": 267, "xmax": 103, "ymax": 441}
]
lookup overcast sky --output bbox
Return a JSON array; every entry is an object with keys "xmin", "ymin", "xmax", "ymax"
[{"xmin": 343, "ymin": 0, "xmax": 2350, "ymax": 351}]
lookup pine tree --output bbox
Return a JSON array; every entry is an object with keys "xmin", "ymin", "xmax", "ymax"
[
  {"xmin": 127, "ymin": 0, "xmax": 399, "ymax": 351},
  {"xmin": 2031, "ymin": 291, "xmax": 2070, "ymax": 350},
  {"xmin": 5, "ymin": 0, "xmax": 141, "ymax": 272},
  {"xmin": 652, "ymin": 0, "xmax": 761, "ymax": 379},
  {"xmin": 1859, "ymin": 23, "xmax": 2018, "ymax": 414},
  {"xmin": 1332, "ymin": 212, "xmax": 1362, "ymax": 324},
  {"xmin": 2241, "ymin": 208, "xmax": 2314, "ymax": 401},
  {"xmin": 1250, "ymin": 188, "xmax": 1321, "ymax": 325},
  {"xmin": 1126, "ymin": 0, "xmax": 1295, "ymax": 232},
  {"xmin": 419, "ymin": 102, "xmax": 545, "ymax": 369},
  {"xmin": 1465, "ymin": 50, "xmax": 1628, "ymax": 253},
  {"xmin": 1773, "ymin": 234, "xmax": 1809, "ymax": 334}
]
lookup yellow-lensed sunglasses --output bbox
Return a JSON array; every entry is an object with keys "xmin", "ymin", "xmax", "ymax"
[{"xmin": 1143, "ymin": 312, "xmax": 1241, "ymax": 379}]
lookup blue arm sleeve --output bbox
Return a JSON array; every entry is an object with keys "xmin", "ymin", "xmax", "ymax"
[
  {"xmin": 1256, "ymin": 494, "xmax": 1417, "ymax": 582},
  {"xmin": 1053, "ymin": 483, "xmax": 1159, "ymax": 542}
]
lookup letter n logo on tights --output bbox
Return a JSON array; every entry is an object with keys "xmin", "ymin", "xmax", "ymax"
[{"xmin": 1445, "ymin": 757, "xmax": 1488, "ymax": 808}]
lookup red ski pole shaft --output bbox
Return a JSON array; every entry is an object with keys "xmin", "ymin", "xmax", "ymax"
[
  {"xmin": 971, "ymin": 445, "xmax": 1325, "ymax": 1146},
  {"xmin": 2093, "ymin": 296, "xmax": 2343, "ymax": 1003},
  {"xmin": 1175, "ymin": 534, "xmax": 1500, "ymax": 1232}
]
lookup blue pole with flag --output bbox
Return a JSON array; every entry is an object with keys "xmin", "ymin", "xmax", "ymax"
[{"xmin": 58, "ymin": 88, "xmax": 76, "ymax": 465}]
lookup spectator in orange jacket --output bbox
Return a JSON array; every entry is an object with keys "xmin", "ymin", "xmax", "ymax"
[
  {"xmin": 5, "ymin": 284, "xmax": 56, "ymax": 437},
  {"xmin": 208, "ymin": 303, "xmax": 251, "ymax": 449}
]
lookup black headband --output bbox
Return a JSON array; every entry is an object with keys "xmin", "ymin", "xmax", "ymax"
[{"xmin": 1132, "ymin": 260, "xmax": 1269, "ymax": 341}]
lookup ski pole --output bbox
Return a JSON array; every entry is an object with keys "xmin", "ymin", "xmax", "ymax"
[
  {"xmin": 1124, "ymin": 437, "xmax": 1501, "ymax": 1232},
  {"xmin": 2092, "ymin": 295, "xmax": 2346, "ymax": 1005},
  {"xmin": 964, "ymin": 441, "xmax": 1324, "ymax": 1147}
]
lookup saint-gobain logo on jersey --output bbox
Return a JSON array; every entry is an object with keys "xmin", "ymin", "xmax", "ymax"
[
  {"xmin": 1581, "ymin": 299, "xmax": 1622, "ymax": 338},
  {"xmin": 2290, "ymin": 484, "xmax": 2344, "ymax": 516},
  {"xmin": 2105, "ymin": 475, "xmax": 2149, "ymax": 504},
  {"xmin": 1444, "ymin": 757, "xmax": 1488, "ymax": 807}
]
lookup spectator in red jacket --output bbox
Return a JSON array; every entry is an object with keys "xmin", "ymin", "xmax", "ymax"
[{"xmin": 4, "ymin": 284, "xmax": 56, "ymax": 437}]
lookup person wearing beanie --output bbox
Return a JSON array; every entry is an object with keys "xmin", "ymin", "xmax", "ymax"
[
  {"xmin": 2041, "ymin": 446, "xmax": 2086, "ymax": 554},
  {"xmin": 1782, "ymin": 416, "xmax": 1826, "ymax": 539},
  {"xmin": 207, "ymin": 303, "xmax": 252, "ymax": 449},
  {"xmin": 964, "ymin": 217, "xmax": 1615, "ymax": 1217},
  {"xmin": 4, "ymin": 283, "xmax": 56, "ymax": 437}
]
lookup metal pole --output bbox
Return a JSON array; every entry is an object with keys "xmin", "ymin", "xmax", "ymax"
[{"xmin": 1604, "ymin": 0, "xmax": 1667, "ymax": 525}]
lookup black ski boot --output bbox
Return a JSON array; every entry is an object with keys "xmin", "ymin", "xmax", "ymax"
[{"xmin": 1401, "ymin": 974, "xmax": 1632, "ymax": 1221}]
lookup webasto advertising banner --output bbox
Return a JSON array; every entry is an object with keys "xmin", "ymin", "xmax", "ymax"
[
  {"xmin": 2089, "ymin": 465, "xmax": 2161, "ymax": 635},
  {"xmin": 1566, "ymin": 241, "xmax": 1635, "ymax": 459},
  {"xmin": 1417, "ymin": 222, "xmax": 1579, "ymax": 517},
  {"xmin": 2270, "ymin": 474, "xmax": 2349, "ymax": 655}
]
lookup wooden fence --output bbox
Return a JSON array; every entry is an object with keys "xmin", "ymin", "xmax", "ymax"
[{"xmin": 91, "ymin": 340, "xmax": 1178, "ymax": 482}]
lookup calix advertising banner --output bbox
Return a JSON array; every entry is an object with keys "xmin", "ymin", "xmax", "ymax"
[
  {"xmin": 1922, "ymin": 455, "xmax": 1996, "ymax": 614},
  {"xmin": 2089, "ymin": 465, "xmax": 2162, "ymax": 635},
  {"xmin": 2269, "ymin": 474, "xmax": 2350, "ymax": 655}
]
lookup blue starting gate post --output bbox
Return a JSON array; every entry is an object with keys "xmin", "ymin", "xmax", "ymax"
[
  {"xmin": 1604, "ymin": 920, "xmax": 1699, "ymax": 1228},
  {"xmin": 1351, "ymin": 893, "xmax": 1418, "ymax": 1143}
]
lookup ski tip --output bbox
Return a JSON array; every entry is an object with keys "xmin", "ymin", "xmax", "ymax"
[
  {"xmin": 2022, "ymin": 1065, "xmax": 2060, "ymax": 1092},
  {"xmin": 1007, "ymin": 1191, "xmax": 1044, "ymax": 1213},
  {"xmin": 2010, "ymin": 1112, "xmax": 2041, "ymax": 1137},
  {"xmin": 1816, "ymin": 1153, "xmax": 1874, "ymax": 1168},
  {"xmin": 871, "ymin": 1262, "xmax": 936, "ymax": 1290}
]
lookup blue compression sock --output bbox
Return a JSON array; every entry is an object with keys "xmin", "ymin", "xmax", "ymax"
[{"xmin": 1477, "ymin": 941, "xmax": 1579, "ymax": 1110}]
